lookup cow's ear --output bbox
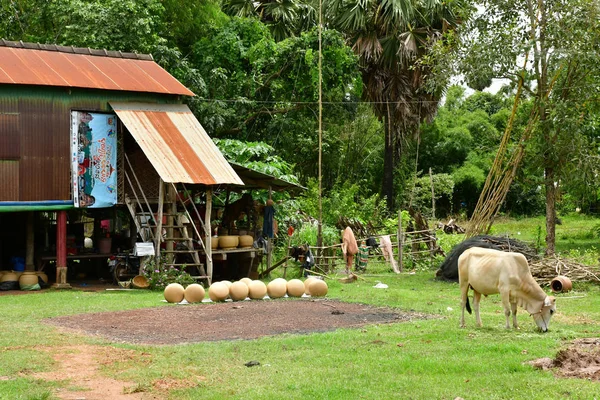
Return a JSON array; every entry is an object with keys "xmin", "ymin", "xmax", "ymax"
[{"xmin": 544, "ymin": 296, "xmax": 555, "ymax": 307}]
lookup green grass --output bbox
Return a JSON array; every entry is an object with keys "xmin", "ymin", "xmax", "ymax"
[{"xmin": 1, "ymin": 215, "xmax": 600, "ymax": 399}]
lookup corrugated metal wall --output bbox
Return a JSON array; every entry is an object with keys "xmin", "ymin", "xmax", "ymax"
[{"xmin": 0, "ymin": 85, "xmax": 180, "ymax": 202}]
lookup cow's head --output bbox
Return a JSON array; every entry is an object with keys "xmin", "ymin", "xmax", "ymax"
[{"xmin": 532, "ymin": 296, "xmax": 556, "ymax": 332}]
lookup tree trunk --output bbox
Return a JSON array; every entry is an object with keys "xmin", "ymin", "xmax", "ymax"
[
  {"xmin": 544, "ymin": 165, "xmax": 556, "ymax": 255},
  {"xmin": 383, "ymin": 111, "xmax": 395, "ymax": 211}
]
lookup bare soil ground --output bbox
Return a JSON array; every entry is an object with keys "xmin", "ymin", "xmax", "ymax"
[
  {"xmin": 528, "ymin": 338, "xmax": 600, "ymax": 381},
  {"xmin": 44, "ymin": 298, "xmax": 432, "ymax": 345}
]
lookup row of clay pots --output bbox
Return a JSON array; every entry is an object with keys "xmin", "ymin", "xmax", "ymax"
[
  {"xmin": 0, "ymin": 270, "xmax": 48, "ymax": 289},
  {"xmin": 210, "ymin": 235, "xmax": 254, "ymax": 250}
]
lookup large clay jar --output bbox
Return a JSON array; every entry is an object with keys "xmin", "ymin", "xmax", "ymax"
[
  {"xmin": 229, "ymin": 281, "xmax": 249, "ymax": 301},
  {"xmin": 184, "ymin": 283, "xmax": 205, "ymax": 303},
  {"xmin": 0, "ymin": 271, "xmax": 17, "ymax": 282},
  {"xmin": 287, "ymin": 279, "xmax": 305, "ymax": 297},
  {"xmin": 219, "ymin": 235, "xmax": 239, "ymax": 249},
  {"xmin": 267, "ymin": 279, "xmax": 287, "ymax": 298},
  {"xmin": 238, "ymin": 235, "xmax": 253, "ymax": 248},
  {"xmin": 209, "ymin": 281, "xmax": 229, "ymax": 301},
  {"xmin": 308, "ymin": 279, "xmax": 328, "ymax": 297},
  {"xmin": 248, "ymin": 280, "xmax": 267, "ymax": 299},
  {"xmin": 19, "ymin": 271, "xmax": 39, "ymax": 290},
  {"xmin": 164, "ymin": 283, "xmax": 185, "ymax": 303},
  {"xmin": 37, "ymin": 271, "xmax": 48, "ymax": 284},
  {"xmin": 211, "ymin": 236, "xmax": 219, "ymax": 250}
]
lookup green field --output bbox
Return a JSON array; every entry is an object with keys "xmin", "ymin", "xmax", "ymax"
[{"xmin": 1, "ymin": 215, "xmax": 599, "ymax": 399}]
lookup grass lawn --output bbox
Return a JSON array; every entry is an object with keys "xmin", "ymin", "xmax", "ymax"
[{"xmin": 1, "ymin": 215, "xmax": 599, "ymax": 399}]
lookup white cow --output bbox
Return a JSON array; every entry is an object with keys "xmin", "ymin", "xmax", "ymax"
[{"xmin": 458, "ymin": 247, "xmax": 556, "ymax": 332}]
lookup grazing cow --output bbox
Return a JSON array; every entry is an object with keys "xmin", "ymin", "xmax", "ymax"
[{"xmin": 459, "ymin": 247, "xmax": 556, "ymax": 332}]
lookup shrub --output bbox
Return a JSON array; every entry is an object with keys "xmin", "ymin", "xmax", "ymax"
[{"xmin": 142, "ymin": 257, "xmax": 196, "ymax": 290}]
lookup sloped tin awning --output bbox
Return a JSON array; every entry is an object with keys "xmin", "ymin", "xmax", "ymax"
[{"xmin": 110, "ymin": 102, "xmax": 244, "ymax": 185}]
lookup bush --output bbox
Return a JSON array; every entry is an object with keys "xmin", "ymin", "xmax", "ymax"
[{"xmin": 142, "ymin": 258, "xmax": 196, "ymax": 290}]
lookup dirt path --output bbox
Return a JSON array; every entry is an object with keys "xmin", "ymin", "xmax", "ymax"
[{"xmin": 32, "ymin": 345, "xmax": 154, "ymax": 400}]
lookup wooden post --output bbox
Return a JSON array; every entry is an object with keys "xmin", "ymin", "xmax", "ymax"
[
  {"xmin": 155, "ymin": 178, "xmax": 164, "ymax": 258},
  {"xmin": 429, "ymin": 167, "xmax": 435, "ymax": 220},
  {"xmin": 266, "ymin": 186, "xmax": 273, "ymax": 273},
  {"xmin": 166, "ymin": 183, "xmax": 176, "ymax": 263},
  {"xmin": 205, "ymin": 188, "xmax": 213, "ymax": 285},
  {"xmin": 397, "ymin": 210, "xmax": 403, "ymax": 272},
  {"xmin": 25, "ymin": 212, "xmax": 35, "ymax": 271},
  {"xmin": 53, "ymin": 211, "xmax": 71, "ymax": 289}
]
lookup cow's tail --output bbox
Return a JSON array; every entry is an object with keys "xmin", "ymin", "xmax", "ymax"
[{"xmin": 466, "ymin": 296, "xmax": 472, "ymax": 315}]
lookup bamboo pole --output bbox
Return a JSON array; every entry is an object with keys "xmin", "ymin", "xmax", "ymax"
[{"xmin": 398, "ymin": 211, "xmax": 403, "ymax": 272}]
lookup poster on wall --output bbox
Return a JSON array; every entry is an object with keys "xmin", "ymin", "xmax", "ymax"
[{"xmin": 71, "ymin": 111, "xmax": 118, "ymax": 208}]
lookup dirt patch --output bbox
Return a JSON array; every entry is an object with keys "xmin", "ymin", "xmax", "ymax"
[
  {"xmin": 30, "ymin": 345, "xmax": 161, "ymax": 400},
  {"xmin": 44, "ymin": 298, "xmax": 433, "ymax": 345},
  {"xmin": 528, "ymin": 338, "xmax": 600, "ymax": 381}
]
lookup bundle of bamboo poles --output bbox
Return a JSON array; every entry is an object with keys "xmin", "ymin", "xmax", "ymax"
[{"xmin": 529, "ymin": 254, "xmax": 600, "ymax": 285}]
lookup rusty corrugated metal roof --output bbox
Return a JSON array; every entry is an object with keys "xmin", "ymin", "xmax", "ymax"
[
  {"xmin": 110, "ymin": 102, "xmax": 244, "ymax": 185},
  {"xmin": 0, "ymin": 40, "xmax": 194, "ymax": 96}
]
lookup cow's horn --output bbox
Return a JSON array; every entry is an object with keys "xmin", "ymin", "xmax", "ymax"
[{"xmin": 544, "ymin": 296, "xmax": 552, "ymax": 307}]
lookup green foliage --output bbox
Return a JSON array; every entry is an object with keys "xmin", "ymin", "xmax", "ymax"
[
  {"xmin": 410, "ymin": 173, "xmax": 454, "ymax": 218},
  {"xmin": 289, "ymin": 222, "xmax": 340, "ymax": 247},
  {"xmin": 142, "ymin": 258, "xmax": 195, "ymax": 290}
]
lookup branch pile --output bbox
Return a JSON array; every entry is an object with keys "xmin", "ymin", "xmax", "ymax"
[{"xmin": 529, "ymin": 255, "xmax": 600, "ymax": 286}]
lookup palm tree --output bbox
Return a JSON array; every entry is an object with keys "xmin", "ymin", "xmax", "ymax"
[
  {"xmin": 223, "ymin": 0, "xmax": 468, "ymax": 210},
  {"xmin": 326, "ymin": 0, "xmax": 467, "ymax": 209}
]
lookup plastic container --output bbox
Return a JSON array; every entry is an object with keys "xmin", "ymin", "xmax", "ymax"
[{"xmin": 10, "ymin": 257, "xmax": 25, "ymax": 272}]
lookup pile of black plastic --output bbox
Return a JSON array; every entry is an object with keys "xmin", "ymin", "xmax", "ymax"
[{"xmin": 435, "ymin": 235, "xmax": 539, "ymax": 282}]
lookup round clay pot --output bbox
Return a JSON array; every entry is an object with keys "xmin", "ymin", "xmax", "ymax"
[
  {"xmin": 208, "ymin": 282, "xmax": 229, "ymax": 302},
  {"xmin": 267, "ymin": 279, "xmax": 287, "ymax": 298},
  {"xmin": 211, "ymin": 236, "xmax": 219, "ymax": 250},
  {"xmin": 19, "ymin": 271, "xmax": 38, "ymax": 289},
  {"xmin": 184, "ymin": 283, "xmax": 205, "ymax": 303},
  {"xmin": 248, "ymin": 280, "xmax": 267, "ymax": 299},
  {"xmin": 229, "ymin": 281, "xmax": 249, "ymax": 301},
  {"xmin": 37, "ymin": 271, "xmax": 48, "ymax": 284},
  {"xmin": 218, "ymin": 235, "xmax": 239, "ymax": 249},
  {"xmin": 164, "ymin": 283, "xmax": 185, "ymax": 303},
  {"xmin": 550, "ymin": 275, "xmax": 572, "ymax": 293},
  {"xmin": 308, "ymin": 279, "xmax": 328, "ymax": 297},
  {"xmin": 238, "ymin": 235, "xmax": 253, "ymax": 248},
  {"xmin": 287, "ymin": 279, "xmax": 305, "ymax": 297},
  {"xmin": 240, "ymin": 277, "xmax": 253, "ymax": 287},
  {"xmin": 304, "ymin": 277, "xmax": 317, "ymax": 295},
  {"xmin": 0, "ymin": 271, "xmax": 18, "ymax": 282}
]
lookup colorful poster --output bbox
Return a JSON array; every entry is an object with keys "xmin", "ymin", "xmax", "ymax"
[{"xmin": 71, "ymin": 111, "xmax": 117, "ymax": 208}]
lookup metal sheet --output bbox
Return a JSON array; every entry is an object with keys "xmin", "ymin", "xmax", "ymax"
[
  {"xmin": 0, "ymin": 45, "xmax": 194, "ymax": 96},
  {"xmin": 0, "ymin": 161, "xmax": 19, "ymax": 201},
  {"xmin": 110, "ymin": 102, "xmax": 244, "ymax": 185}
]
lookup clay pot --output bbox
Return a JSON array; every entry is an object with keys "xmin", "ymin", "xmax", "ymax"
[
  {"xmin": 37, "ymin": 271, "xmax": 48, "ymax": 284},
  {"xmin": 267, "ymin": 279, "xmax": 287, "ymax": 298},
  {"xmin": 308, "ymin": 279, "xmax": 328, "ymax": 297},
  {"xmin": 240, "ymin": 277, "xmax": 253, "ymax": 287},
  {"xmin": 19, "ymin": 271, "xmax": 39, "ymax": 290},
  {"xmin": 248, "ymin": 280, "xmax": 267, "ymax": 299},
  {"xmin": 218, "ymin": 235, "xmax": 239, "ymax": 249},
  {"xmin": 238, "ymin": 235, "xmax": 253, "ymax": 248},
  {"xmin": 304, "ymin": 277, "xmax": 318, "ymax": 295},
  {"xmin": 164, "ymin": 283, "xmax": 185, "ymax": 303},
  {"xmin": 208, "ymin": 282, "xmax": 229, "ymax": 302},
  {"xmin": 0, "ymin": 271, "xmax": 18, "ymax": 282},
  {"xmin": 229, "ymin": 281, "xmax": 249, "ymax": 301},
  {"xmin": 184, "ymin": 284, "xmax": 205, "ymax": 303},
  {"xmin": 211, "ymin": 236, "xmax": 219, "ymax": 250},
  {"xmin": 287, "ymin": 279, "xmax": 305, "ymax": 297},
  {"xmin": 550, "ymin": 275, "xmax": 572, "ymax": 293}
]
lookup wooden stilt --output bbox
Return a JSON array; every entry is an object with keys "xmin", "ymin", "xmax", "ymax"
[
  {"xmin": 25, "ymin": 212, "xmax": 35, "ymax": 271},
  {"xmin": 205, "ymin": 188, "xmax": 213, "ymax": 285},
  {"xmin": 53, "ymin": 211, "xmax": 71, "ymax": 289}
]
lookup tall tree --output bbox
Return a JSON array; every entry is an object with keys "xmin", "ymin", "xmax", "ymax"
[
  {"xmin": 458, "ymin": 0, "xmax": 600, "ymax": 254},
  {"xmin": 223, "ymin": 0, "xmax": 470, "ymax": 210}
]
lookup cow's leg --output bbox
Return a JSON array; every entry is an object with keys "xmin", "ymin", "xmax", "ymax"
[
  {"xmin": 473, "ymin": 290, "xmax": 483, "ymax": 327},
  {"xmin": 500, "ymin": 290, "xmax": 511, "ymax": 329},
  {"xmin": 511, "ymin": 301, "xmax": 519, "ymax": 329},
  {"xmin": 459, "ymin": 280, "xmax": 469, "ymax": 328}
]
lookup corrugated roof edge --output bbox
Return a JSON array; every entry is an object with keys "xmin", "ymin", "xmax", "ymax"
[{"xmin": 0, "ymin": 39, "xmax": 154, "ymax": 61}]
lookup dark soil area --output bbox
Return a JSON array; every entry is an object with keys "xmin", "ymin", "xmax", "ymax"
[
  {"xmin": 44, "ymin": 298, "xmax": 434, "ymax": 345},
  {"xmin": 528, "ymin": 338, "xmax": 600, "ymax": 381}
]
